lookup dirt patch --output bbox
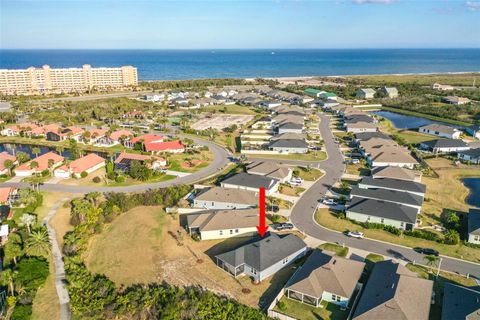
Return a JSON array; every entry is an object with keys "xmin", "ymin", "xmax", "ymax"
[
  {"xmin": 191, "ymin": 114, "xmax": 254, "ymax": 131},
  {"xmin": 84, "ymin": 206, "xmax": 298, "ymax": 308}
]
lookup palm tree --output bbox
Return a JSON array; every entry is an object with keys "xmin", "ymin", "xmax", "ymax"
[
  {"xmin": 0, "ymin": 269, "xmax": 16, "ymax": 296},
  {"xmin": 28, "ymin": 176, "xmax": 43, "ymax": 192},
  {"xmin": 25, "ymin": 229, "xmax": 50, "ymax": 257},
  {"xmin": 31, "ymin": 147, "xmax": 41, "ymax": 158},
  {"xmin": 29, "ymin": 161, "xmax": 39, "ymax": 175},
  {"xmin": 423, "ymin": 255, "xmax": 439, "ymax": 272},
  {"xmin": 56, "ymin": 145, "xmax": 65, "ymax": 156},
  {"xmin": 47, "ymin": 158, "xmax": 55, "ymax": 174},
  {"xmin": 20, "ymin": 213, "xmax": 36, "ymax": 233},
  {"xmin": 4, "ymin": 159, "xmax": 14, "ymax": 176}
]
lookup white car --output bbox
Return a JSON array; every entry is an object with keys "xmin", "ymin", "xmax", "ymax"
[
  {"xmin": 346, "ymin": 231, "xmax": 364, "ymax": 239},
  {"xmin": 288, "ymin": 180, "xmax": 302, "ymax": 186},
  {"xmin": 322, "ymin": 199, "xmax": 338, "ymax": 205}
]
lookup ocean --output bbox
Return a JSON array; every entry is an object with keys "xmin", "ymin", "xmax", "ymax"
[{"xmin": 1, "ymin": 49, "xmax": 479, "ymax": 81}]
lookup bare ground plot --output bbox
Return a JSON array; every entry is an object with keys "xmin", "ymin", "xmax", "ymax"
[
  {"xmin": 191, "ymin": 114, "xmax": 254, "ymax": 131},
  {"xmin": 84, "ymin": 206, "xmax": 299, "ymax": 308}
]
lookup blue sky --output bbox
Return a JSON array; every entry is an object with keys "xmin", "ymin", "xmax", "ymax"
[{"xmin": 1, "ymin": 0, "xmax": 479, "ymax": 49}]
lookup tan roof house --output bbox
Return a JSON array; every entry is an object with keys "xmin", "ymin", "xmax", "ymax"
[
  {"xmin": 371, "ymin": 166, "xmax": 422, "ymax": 182},
  {"xmin": 193, "ymin": 186, "xmax": 258, "ymax": 210},
  {"xmin": 246, "ymin": 161, "xmax": 293, "ymax": 183},
  {"xmin": 285, "ymin": 250, "xmax": 365, "ymax": 308}
]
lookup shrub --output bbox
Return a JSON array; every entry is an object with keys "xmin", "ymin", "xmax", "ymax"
[
  {"xmin": 11, "ymin": 304, "xmax": 32, "ymax": 320},
  {"xmin": 443, "ymin": 229, "xmax": 460, "ymax": 245},
  {"xmin": 191, "ymin": 233, "xmax": 201, "ymax": 242},
  {"xmin": 404, "ymin": 229, "xmax": 440, "ymax": 241},
  {"xmin": 115, "ymin": 175, "xmax": 125, "ymax": 183},
  {"xmin": 92, "ymin": 176, "xmax": 101, "ymax": 183},
  {"xmin": 270, "ymin": 214, "xmax": 282, "ymax": 223},
  {"xmin": 338, "ymin": 212, "xmax": 346, "ymax": 219},
  {"xmin": 277, "ymin": 301, "xmax": 287, "ymax": 311},
  {"xmin": 41, "ymin": 169, "xmax": 50, "ymax": 177},
  {"xmin": 80, "ymin": 171, "xmax": 88, "ymax": 178},
  {"xmin": 383, "ymin": 225, "xmax": 401, "ymax": 236}
]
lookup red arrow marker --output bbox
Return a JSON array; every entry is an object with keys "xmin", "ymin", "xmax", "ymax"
[{"xmin": 256, "ymin": 187, "xmax": 269, "ymax": 237}]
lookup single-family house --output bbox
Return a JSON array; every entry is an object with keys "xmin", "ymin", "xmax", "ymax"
[
  {"xmin": 220, "ymin": 172, "xmax": 280, "ymax": 195},
  {"xmin": 458, "ymin": 148, "xmax": 480, "ymax": 164},
  {"xmin": 32, "ymin": 123, "xmax": 61, "ymax": 137},
  {"xmin": 346, "ymin": 197, "xmax": 419, "ymax": 230},
  {"xmin": 186, "ymin": 209, "xmax": 259, "ymax": 240},
  {"xmin": 83, "ymin": 128, "xmax": 108, "ymax": 144},
  {"xmin": 193, "ymin": 187, "xmax": 258, "ymax": 210},
  {"xmin": 0, "ymin": 152, "xmax": 17, "ymax": 175},
  {"xmin": 380, "ymin": 87, "xmax": 399, "ymax": 98},
  {"xmin": 418, "ymin": 124, "xmax": 461, "ymax": 139},
  {"xmin": 320, "ymin": 92, "xmax": 337, "ymax": 101},
  {"xmin": 356, "ymin": 88, "xmax": 376, "ymax": 99},
  {"xmin": 419, "ymin": 139, "xmax": 470, "ymax": 154},
  {"xmin": 432, "ymin": 83, "xmax": 454, "ymax": 91},
  {"xmin": 1, "ymin": 123, "xmax": 39, "ymax": 137},
  {"xmin": 252, "ymin": 116, "xmax": 273, "ymax": 129},
  {"xmin": 354, "ymin": 131, "xmax": 390, "ymax": 142},
  {"xmin": 466, "ymin": 125, "xmax": 480, "ymax": 139},
  {"xmin": 371, "ymin": 166, "xmax": 422, "ymax": 182},
  {"xmin": 269, "ymin": 133, "xmax": 309, "ymax": 154},
  {"xmin": 143, "ymin": 93, "xmax": 165, "ymax": 102},
  {"xmin": 441, "ymin": 283, "xmax": 480, "ymax": 320},
  {"xmin": 345, "ymin": 122, "xmax": 378, "ymax": 133},
  {"xmin": 442, "ymin": 96, "xmax": 470, "ymax": 105},
  {"xmin": 215, "ymin": 233, "xmax": 307, "ymax": 283},
  {"xmin": 285, "ymin": 250, "xmax": 365, "ymax": 308},
  {"xmin": 467, "ymin": 209, "xmax": 480, "ymax": 245},
  {"xmin": 0, "ymin": 187, "xmax": 16, "ymax": 206},
  {"xmin": 304, "ymin": 88, "xmax": 324, "ymax": 98},
  {"xmin": 130, "ymin": 134, "xmax": 164, "ymax": 147},
  {"xmin": 277, "ymin": 122, "xmax": 304, "ymax": 134},
  {"xmin": 46, "ymin": 126, "xmax": 84, "ymax": 142},
  {"xmin": 352, "ymin": 260, "xmax": 433, "ymax": 320},
  {"xmin": 358, "ymin": 177, "xmax": 426, "ymax": 198},
  {"xmin": 96, "ymin": 129, "xmax": 134, "ymax": 147},
  {"xmin": 114, "ymin": 152, "xmax": 166, "ymax": 172},
  {"xmin": 54, "ymin": 153, "xmax": 105, "ymax": 178},
  {"xmin": 246, "ymin": 161, "xmax": 293, "ymax": 183},
  {"xmin": 15, "ymin": 151, "xmax": 64, "ymax": 177},
  {"xmin": 144, "ymin": 140, "xmax": 185, "ymax": 154},
  {"xmin": 350, "ymin": 186, "xmax": 423, "ymax": 211}
]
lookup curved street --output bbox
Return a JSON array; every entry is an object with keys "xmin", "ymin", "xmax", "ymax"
[
  {"xmin": 0, "ymin": 136, "xmax": 231, "ymax": 193},
  {"xmin": 290, "ymin": 113, "xmax": 480, "ymax": 279}
]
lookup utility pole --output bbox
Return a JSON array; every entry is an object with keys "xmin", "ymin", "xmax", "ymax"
[{"xmin": 436, "ymin": 257, "xmax": 443, "ymax": 277}]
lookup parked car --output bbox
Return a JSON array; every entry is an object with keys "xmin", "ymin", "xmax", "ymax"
[
  {"xmin": 288, "ymin": 180, "xmax": 302, "ymax": 186},
  {"xmin": 414, "ymin": 247, "xmax": 439, "ymax": 256},
  {"xmin": 280, "ymin": 223, "xmax": 294, "ymax": 230},
  {"xmin": 270, "ymin": 223, "xmax": 284, "ymax": 231},
  {"xmin": 350, "ymin": 158, "xmax": 360, "ymax": 164},
  {"xmin": 346, "ymin": 231, "xmax": 364, "ymax": 239},
  {"xmin": 322, "ymin": 199, "xmax": 338, "ymax": 205}
]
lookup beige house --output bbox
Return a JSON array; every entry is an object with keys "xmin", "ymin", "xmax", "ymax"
[
  {"xmin": 246, "ymin": 161, "xmax": 293, "ymax": 183},
  {"xmin": 193, "ymin": 187, "xmax": 258, "ymax": 210}
]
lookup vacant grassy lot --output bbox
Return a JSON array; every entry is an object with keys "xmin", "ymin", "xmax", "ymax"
[
  {"xmin": 246, "ymin": 151, "xmax": 327, "ymax": 161},
  {"xmin": 293, "ymin": 167, "xmax": 324, "ymax": 181},
  {"xmin": 345, "ymin": 163, "xmax": 370, "ymax": 176},
  {"xmin": 423, "ymin": 158, "xmax": 480, "ymax": 217},
  {"xmin": 279, "ymin": 184, "xmax": 305, "ymax": 197},
  {"xmin": 318, "ymin": 242, "xmax": 349, "ymax": 257},
  {"xmin": 204, "ymin": 104, "xmax": 258, "ymax": 115},
  {"xmin": 315, "ymin": 208, "xmax": 480, "ymax": 263},
  {"xmin": 377, "ymin": 118, "xmax": 437, "ymax": 145},
  {"xmin": 349, "ymin": 73, "xmax": 480, "ymax": 86},
  {"xmin": 274, "ymin": 297, "xmax": 347, "ymax": 320},
  {"xmin": 84, "ymin": 206, "xmax": 299, "ymax": 308},
  {"xmin": 407, "ymin": 264, "xmax": 478, "ymax": 320},
  {"xmin": 31, "ymin": 255, "xmax": 60, "ymax": 320},
  {"xmin": 168, "ymin": 149, "xmax": 213, "ymax": 173}
]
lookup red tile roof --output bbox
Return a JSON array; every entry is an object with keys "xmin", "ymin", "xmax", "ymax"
[
  {"xmin": 144, "ymin": 140, "xmax": 184, "ymax": 152},
  {"xmin": 57, "ymin": 153, "xmax": 105, "ymax": 174},
  {"xmin": 110, "ymin": 130, "xmax": 133, "ymax": 141},
  {"xmin": 130, "ymin": 134, "xmax": 164, "ymax": 144},
  {"xmin": 88, "ymin": 128, "xmax": 108, "ymax": 138},
  {"xmin": 16, "ymin": 151, "xmax": 64, "ymax": 172},
  {"xmin": 0, "ymin": 152, "xmax": 16, "ymax": 171},
  {"xmin": 0, "ymin": 187, "xmax": 13, "ymax": 203}
]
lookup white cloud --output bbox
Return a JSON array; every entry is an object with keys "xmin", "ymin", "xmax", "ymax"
[
  {"xmin": 466, "ymin": 1, "xmax": 480, "ymax": 11},
  {"xmin": 353, "ymin": 0, "xmax": 396, "ymax": 4}
]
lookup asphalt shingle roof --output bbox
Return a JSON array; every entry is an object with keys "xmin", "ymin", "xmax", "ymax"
[
  {"xmin": 442, "ymin": 282, "xmax": 480, "ymax": 320},
  {"xmin": 350, "ymin": 186, "xmax": 423, "ymax": 207},
  {"xmin": 359, "ymin": 177, "xmax": 426, "ymax": 195},
  {"xmin": 347, "ymin": 197, "xmax": 419, "ymax": 224},
  {"xmin": 221, "ymin": 172, "xmax": 279, "ymax": 190},
  {"xmin": 468, "ymin": 209, "xmax": 480, "ymax": 236},
  {"xmin": 421, "ymin": 138, "xmax": 468, "ymax": 149}
]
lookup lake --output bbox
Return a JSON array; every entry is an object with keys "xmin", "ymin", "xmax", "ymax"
[
  {"xmin": 463, "ymin": 178, "xmax": 480, "ymax": 208},
  {"xmin": 0, "ymin": 143, "xmax": 108, "ymax": 160},
  {"xmin": 372, "ymin": 111, "xmax": 461, "ymax": 130}
]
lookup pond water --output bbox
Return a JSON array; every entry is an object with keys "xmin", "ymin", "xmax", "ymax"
[
  {"xmin": 463, "ymin": 178, "xmax": 480, "ymax": 208},
  {"xmin": 372, "ymin": 111, "xmax": 461, "ymax": 130},
  {"xmin": 0, "ymin": 143, "xmax": 108, "ymax": 160}
]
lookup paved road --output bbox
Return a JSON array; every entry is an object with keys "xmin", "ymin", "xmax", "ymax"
[
  {"xmin": 43, "ymin": 197, "xmax": 71, "ymax": 320},
  {"xmin": 290, "ymin": 113, "xmax": 480, "ymax": 279},
  {"xmin": 0, "ymin": 137, "xmax": 231, "ymax": 193}
]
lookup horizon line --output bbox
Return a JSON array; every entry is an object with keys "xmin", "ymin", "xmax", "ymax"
[{"xmin": 1, "ymin": 47, "xmax": 480, "ymax": 51}]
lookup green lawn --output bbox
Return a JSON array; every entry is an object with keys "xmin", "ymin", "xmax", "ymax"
[
  {"xmin": 203, "ymin": 104, "xmax": 258, "ymax": 115},
  {"xmin": 279, "ymin": 184, "xmax": 305, "ymax": 197},
  {"xmin": 274, "ymin": 297, "xmax": 348, "ymax": 320},
  {"xmin": 318, "ymin": 242, "xmax": 349, "ymax": 257},
  {"xmin": 293, "ymin": 167, "xmax": 324, "ymax": 181},
  {"xmin": 364, "ymin": 253, "xmax": 384, "ymax": 272},
  {"xmin": 246, "ymin": 151, "xmax": 327, "ymax": 161},
  {"xmin": 314, "ymin": 208, "xmax": 480, "ymax": 264}
]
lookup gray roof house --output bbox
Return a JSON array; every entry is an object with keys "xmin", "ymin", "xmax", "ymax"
[
  {"xmin": 215, "ymin": 233, "xmax": 307, "ymax": 282},
  {"xmin": 441, "ymin": 282, "xmax": 480, "ymax": 320},
  {"xmin": 353, "ymin": 260, "xmax": 433, "ymax": 320},
  {"xmin": 220, "ymin": 172, "xmax": 280, "ymax": 195},
  {"xmin": 278, "ymin": 122, "xmax": 304, "ymax": 134},
  {"xmin": 350, "ymin": 186, "xmax": 423, "ymax": 210},
  {"xmin": 354, "ymin": 131, "xmax": 390, "ymax": 142},
  {"xmin": 346, "ymin": 197, "xmax": 419, "ymax": 231},
  {"xmin": 468, "ymin": 209, "xmax": 480, "ymax": 245},
  {"xmin": 285, "ymin": 250, "xmax": 365, "ymax": 308},
  {"xmin": 420, "ymin": 139, "xmax": 470, "ymax": 154},
  {"xmin": 358, "ymin": 177, "xmax": 426, "ymax": 197},
  {"xmin": 458, "ymin": 148, "xmax": 480, "ymax": 164},
  {"xmin": 418, "ymin": 124, "xmax": 461, "ymax": 139},
  {"xmin": 186, "ymin": 209, "xmax": 259, "ymax": 240},
  {"xmin": 246, "ymin": 161, "xmax": 293, "ymax": 183},
  {"xmin": 356, "ymin": 88, "xmax": 376, "ymax": 99},
  {"xmin": 269, "ymin": 133, "xmax": 309, "ymax": 154},
  {"xmin": 371, "ymin": 166, "xmax": 422, "ymax": 182},
  {"xmin": 380, "ymin": 87, "xmax": 399, "ymax": 98},
  {"xmin": 193, "ymin": 186, "xmax": 258, "ymax": 210},
  {"xmin": 466, "ymin": 125, "xmax": 480, "ymax": 139}
]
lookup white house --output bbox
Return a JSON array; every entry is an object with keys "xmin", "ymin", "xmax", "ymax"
[
  {"xmin": 186, "ymin": 209, "xmax": 259, "ymax": 240},
  {"xmin": 15, "ymin": 152, "xmax": 64, "ymax": 177},
  {"xmin": 467, "ymin": 209, "xmax": 480, "ymax": 245},
  {"xmin": 356, "ymin": 88, "xmax": 376, "ymax": 99},
  {"xmin": 54, "ymin": 153, "xmax": 105, "ymax": 178},
  {"xmin": 457, "ymin": 148, "xmax": 480, "ymax": 164},
  {"xmin": 418, "ymin": 124, "xmax": 461, "ymax": 139},
  {"xmin": 285, "ymin": 250, "xmax": 365, "ymax": 308},
  {"xmin": 193, "ymin": 187, "xmax": 258, "ymax": 210},
  {"xmin": 419, "ymin": 139, "xmax": 470, "ymax": 154},
  {"xmin": 466, "ymin": 125, "xmax": 480, "ymax": 139},
  {"xmin": 215, "ymin": 233, "xmax": 307, "ymax": 283},
  {"xmin": 220, "ymin": 172, "xmax": 280, "ymax": 195},
  {"xmin": 380, "ymin": 87, "xmax": 399, "ymax": 98}
]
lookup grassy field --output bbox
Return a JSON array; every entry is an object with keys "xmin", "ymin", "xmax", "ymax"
[
  {"xmin": 274, "ymin": 297, "xmax": 348, "ymax": 320},
  {"xmin": 345, "ymin": 163, "xmax": 370, "ymax": 176},
  {"xmin": 423, "ymin": 158, "xmax": 480, "ymax": 217},
  {"xmin": 315, "ymin": 208, "xmax": 480, "ymax": 263},
  {"xmin": 167, "ymin": 149, "xmax": 213, "ymax": 173},
  {"xmin": 84, "ymin": 206, "xmax": 299, "ymax": 308},
  {"xmin": 31, "ymin": 255, "xmax": 60, "ymax": 320},
  {"xmin": 293, "ymin": 167, "xmax": 324, "ymax": 181},
  {"xmin": 377, "ymin": 118, "xmax": 438, "ymax": 145},
  {"xmin": 318, "ymin": 242, "xmax": 349, "ymax": 257},
  {"xmin": 245, "ymin": 151, "xmax": 327, "ymax": 161},
  {"xmin": 406, "ymin": 264, "xmax": 478, "ymax": 320},
  {"xmin": 203, "ymin": 104, "xmax": 258, "ymax": 115},
  {"xmin": 279, "ymin": 184, "xmax": 305, "ymax": 197},
  {"xmin": 348, "ymin": 73, "xmax": 480, "ymax": 87}
]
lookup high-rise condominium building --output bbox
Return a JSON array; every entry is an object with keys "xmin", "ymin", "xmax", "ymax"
[{"xmin": 0, "ymin": 64, "xmax": 138, "ymax": 95}]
